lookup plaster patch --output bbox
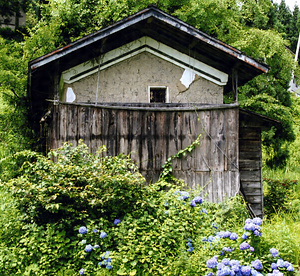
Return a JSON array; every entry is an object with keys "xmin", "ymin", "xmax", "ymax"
[
  {"xmin": 66, "ymin": 87, "xmax": 76, "ymax": 102},
  {"xmin": 180, "ymin": 69, "xmax": 196, "ymax": 89}
]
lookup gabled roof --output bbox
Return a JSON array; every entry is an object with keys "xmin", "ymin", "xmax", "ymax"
[{"xmin": 28, "ymin": 6, "xmax": 268, "ymax": 95}]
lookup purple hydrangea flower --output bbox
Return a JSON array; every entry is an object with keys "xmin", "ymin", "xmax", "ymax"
[
  {"xmin": 106, "ymin": 264, "xmax": 113, "ymax": 270},
  {"xmin": 254, "ymin": 230, "xmax": 260, "ymax": 236},
  {"xmin": 100, "ymin": 232, "xmax": 107, "ymax": 238},
  {"xmin": 276, "ymin": 259, "xmax": 284, "ymax": 268},
  {"xmin": 212, "ymin": 222, "xmax": 218, "ymax": 229},
  {"xmin": 244, "ymin": 223, "xmax": 256, "ymax": 231},
  {"xmin": 221, "ymin": 258, "xmax": 230, "ymax": 265},
  {"xmin": 271, "ymin": 263, "xmax": 278, "ymax": 270},
  {"xmin": 245, "ymin": 218, "xmax": 253, "ymax": 224},
  {"xmin": 218, "ymin": 231, "xmax": 231, "ymax": 238},
  {"xmin": 207, "ymin": 257, "xmax": 218, "ymax": 269},
  {"xmin": 239, "ymin": 242, "xmax": 250, "ymax": 250},
  {"xmin": 193, "ymin": 196, "xmax": 203, "ymax": 204},
  {"xmin": 287, "ymin": 265, "xmax": 294, "ymax": 272},
  {"xmin": 177, "ymin": 191, "xmax": 189, "ymax": 200},
  {"xmin": 250, "ymin": 246, "xmax": 255, "ymax": 252},
  {"xmin": 84, "ymin": 244, "xmax": 93, "ymax": 252},
  {"xmin": 270, "ymin": 248, "xmax": 279, "ymax": 257},
  {"xmin": 114, "ymin": 219, "xmax": 121, "ymax": 226},
  {"xmin": 252, "ymin": 217, "xmax": 263, "ymax": 226},
  {"xmin": 230, "ymin": 233, "xmax": 238, "ymax": 240},
  {"xmin": 242, "ymin": 233, "xmax": 249, "ymax": 240},
  {"xmin": 79, "ymin": 226, "xmax": 87, "ymax": 234},
  {"xmin": 251, "ymin": 259, "xmax": 263, "ymax": 270},
  {"xmin": 241, "ymin": 265, "xmax": 251, "ymax": 276},
  {"xmin": 229, "ymin": 260, "xmax": 240, "ymax": 267},
  {"xmin": 79, "ymin": 268, "xmax": 85, "ymax": 275},
  {"xmin": 283, "ymin": 261, "xmax": 291, "ymax": 268},
  {"xmin": 187, "ymin": 247, "xmax": 194, "ymax": 252},
  {"xmin": 190, "ymin": 200, "xmax": 196, "ymax": 207}
]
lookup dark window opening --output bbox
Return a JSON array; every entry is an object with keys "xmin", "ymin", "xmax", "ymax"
[{"xmin": 150, "ymin": 87, "xmax": 167, "ymax": 103}]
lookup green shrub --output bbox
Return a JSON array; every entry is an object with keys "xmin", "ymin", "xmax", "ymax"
[
  {"xmin": 263, "ymin": 178, "xmax": 298, "ymax": 216},
  {"xmin": 4, "ymin": 141, "xmax": 146, "ymax": 228}
]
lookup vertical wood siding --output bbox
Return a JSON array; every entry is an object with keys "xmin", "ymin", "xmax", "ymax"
[
  {"xmin": 239, "ymin": 126, "xmax": 263, "ymax": 217},
  {"xmin": 49, "ymin": 103, "xmax": 240, "ymax": 203}
]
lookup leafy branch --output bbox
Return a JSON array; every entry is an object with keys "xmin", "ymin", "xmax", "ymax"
[{"xmin": 159, "ymin": 134, "xmax": 201, "ymax": 181}]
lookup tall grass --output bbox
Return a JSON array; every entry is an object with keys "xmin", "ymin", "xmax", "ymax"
[{"xmin": 263, "ymin": 212, "xmax": 300, "ymax": 268}]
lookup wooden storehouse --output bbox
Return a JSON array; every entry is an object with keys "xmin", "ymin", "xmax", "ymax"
[{"xmin": 27, "ymin": 7, "xmax": 279, "ymax": 217}]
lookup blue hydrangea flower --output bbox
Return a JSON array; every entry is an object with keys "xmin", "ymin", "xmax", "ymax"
[
  {"xmin": 94, "ymin": 244, "xmax": 100, "ymax": 249},
  {"xmin": 207, "ymin": 257, "xmax": 218, "ymax": 269},
  {"xmin": 206, "ymin": 273, "xmax": 215, "ymax": 276},
  {"xmin": 212, "ymin": 222, "xmax": 218, "ymax": 229},
  {"xmin": 270, "ymin": 248, "xmax": 279, "ymax": 257},
  {"xmin": 187, "ymin": 247, "xmax": 194, "ymax": 252},
  {"xmin": 270, "ymin": 263, "xmax": 277, "ymax": 270},
  {"xmin": 241, "ymin": 265, "xmax": 251, "ymax": 276},
  {"xmin": 114, "ymin": 219, "xmax": 121, "ymax": 226},
  {"xmin": 287, "ymin": 265, "xmax": 294, "ymax": 272},
  {"xmin": 253, "ymin": 230, "xmax": 260, "ymax": 236},
  {"xmin": 100, "ymin": 232, "xmax": 107, "ymax": 238},
  {"xmin": 79, "ymin": 226, "xmax": 87, "ymax": 234},
  {"xmin": 244, "ymin": 222, "xmax": 256, "ymax": 231},
  {"xmin": 251, "ymin": 260, "xmax": 263, "ymax": 270},
  {"xmin": 221, "ymin": 258, "xmax": 230, "ymax": 265},
  {"xmin": 239, "ymin": 242, "xmax": 250, "ymax": 250},
  {"xmin": 106, "ymin": 264, "xmax": 113, "ymax": 270},
  {"xmin": 252, "ymin": 217, "xmax": 263, "ymax": 226},
  {"xmin": 242, "ymin": 233, "xmax": 249, "ymax": 240},
  {"xmin": 276, "ymin": 259, "xmax": 284, "ymax": 268},
  {"xmin": 251, "ymin": 269, "xmax": 263, "ymax": 276},
  {"xmin": 176, "ymin": 191, "xmax": 189, "ymax": 200},
  {"xmin": 79, "ymin": 268, "xmax": 85, "ymax": 275},
  {"xmin": 229, "ymin": 259, "xmax": 240, "ymax": 267},
  {"xmin": 81, "ymin": 239, "xmax": 87, "ymax": 244},
  {"xmin": 102, "ymin": 251, "xmax": 111, "ymax": 259},
  {"xmin": 283, "ymin": 261, "xmax": 291, "ymax": 268},
  {"xmin": 193, "ymin": 196, "xmax": 203, "ymax": 204},
  {"xmin": 250, "ymin": 246, "xmax": 255, "ymax": 252},
  {"xmin": 93, "ymin": 229, "xmax": 98, "ymax": 233},
  {"xmin": 218, "ymin": 231, "xmax": 231, "ymax": 238},
  {"xmin": 84, "ymin": 244, "xmax": 93, "ymax": 252},
  {"xmin": 230, "ymin": 233, "xmax": 238, "ymax": 240},
  {"xmin": 190, "ymin": 200, "xmax": 196, "ymax": 207}
]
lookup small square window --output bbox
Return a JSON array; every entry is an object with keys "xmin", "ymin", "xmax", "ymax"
[{"xmin": 149, "ymin": 86, "xmax": 169, "ymax": 103}]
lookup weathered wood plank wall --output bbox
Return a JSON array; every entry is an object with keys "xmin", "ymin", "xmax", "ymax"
[
  {"xmin": 49, "ymin": 102, "xmax": 240, "ymax": 203},
  {"xmin": 239, "ymin": 125, "xmax": 263, "ymax": 217}
]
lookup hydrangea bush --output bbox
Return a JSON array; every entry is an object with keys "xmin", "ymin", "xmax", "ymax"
[
  {"xmin": 74, "ymin": 184, "xmax": 296, "ymax": 275},
  {"xmin": 0, "ymin": 143, "xmax": 297, "ymax": 275}
]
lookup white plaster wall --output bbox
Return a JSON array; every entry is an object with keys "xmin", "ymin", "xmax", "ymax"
[{"xmin": 63, "ymin": 52, "xmax": 223, "ymax": 104}]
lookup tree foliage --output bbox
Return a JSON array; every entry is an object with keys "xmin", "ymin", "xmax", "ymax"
[{"xmin": 1, "ymin": 0, "xmax": 300, "ymax": 167}]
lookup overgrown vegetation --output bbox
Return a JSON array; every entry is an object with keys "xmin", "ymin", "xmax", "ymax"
[
  {"xmin": 1, "ymin": 1, "xmax": 300, "ymax": 275},
  {"xmin": 0, "ymin": 142, "xmax": 298, "ymax": 275}
]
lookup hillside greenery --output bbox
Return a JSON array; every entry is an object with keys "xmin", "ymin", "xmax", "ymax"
[{"xmin": 0, "ymin": 0, "xmax": 300, "ymax": 275}]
